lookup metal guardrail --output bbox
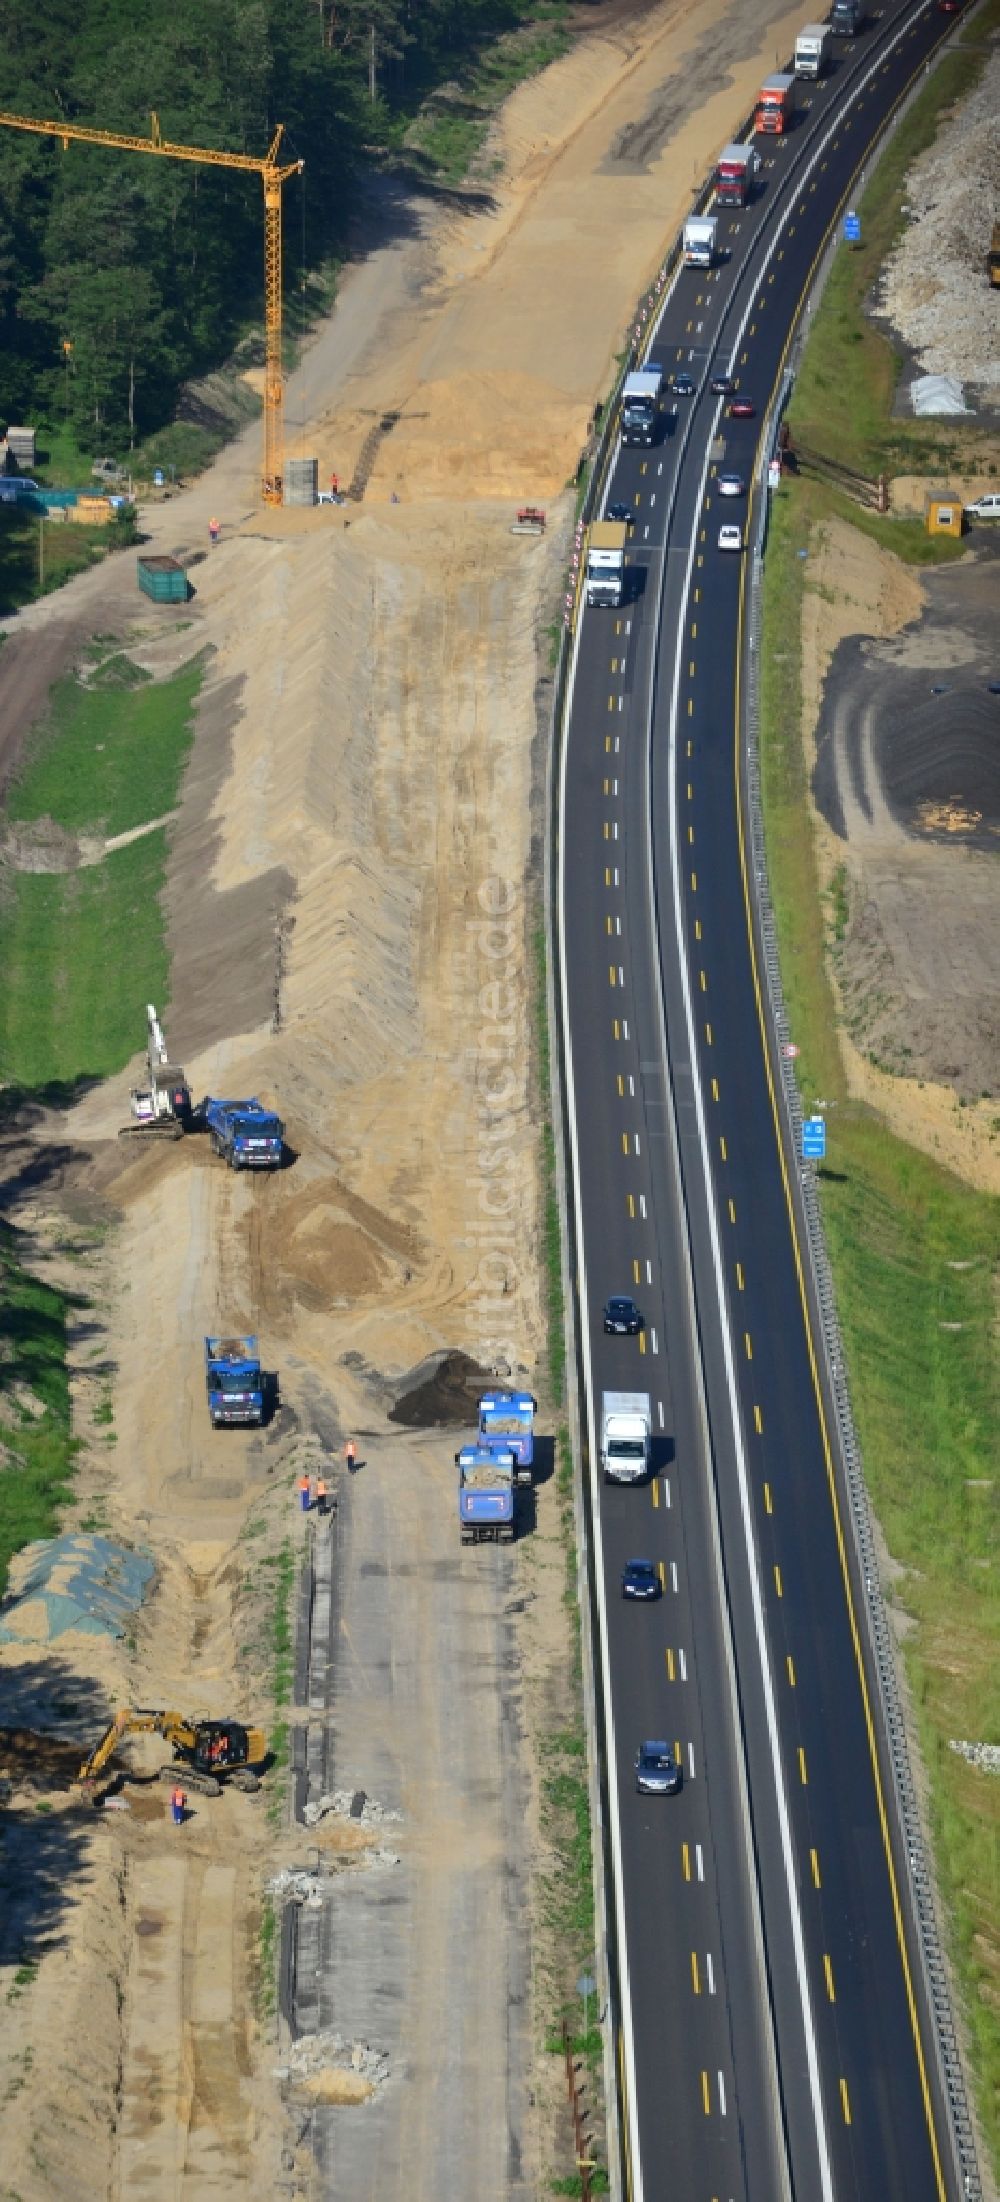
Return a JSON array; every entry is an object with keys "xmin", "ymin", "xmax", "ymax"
[{"xmin": 746, "ymin": 381, "xmax": 983, "ymax": 2202}]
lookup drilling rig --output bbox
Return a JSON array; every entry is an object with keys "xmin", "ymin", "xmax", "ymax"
[{"xmin": 119, "ymin": 1003, "xmax": 192, "ymax": 1140}]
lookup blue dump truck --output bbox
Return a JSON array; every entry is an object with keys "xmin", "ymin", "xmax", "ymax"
[
  {"xmin": 203, "ymin": 1097, "xmax": 284, "ymax": 1170},
  {"xmin": 205, "ymin": 1336, "xmax": 264, "ymax": 1427},
  {"xmin": 457, "ymin": 1443, "xmax": 516, "ymax": 1545},
  {"xmin": 478, "ymin": 1391, "xmax": 535, "ymax": 1484}
]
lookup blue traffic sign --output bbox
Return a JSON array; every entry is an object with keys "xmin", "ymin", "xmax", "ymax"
[
  {"xmin": 844, "ymin": 212, "xmax": 861, "ymax": 244},
  {"xmin": 802, "ymin": 1115, "xmax": 827, "ymax": 1161}
]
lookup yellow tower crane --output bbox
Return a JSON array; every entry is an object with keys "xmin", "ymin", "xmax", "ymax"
[{"xmin": 0, "ymin": 109, "xmax": 303, "ymax": 506}]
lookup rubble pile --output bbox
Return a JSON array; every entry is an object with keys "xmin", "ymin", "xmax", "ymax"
[
  {"xmin": 950, "ymin": 1739, "xmax": 1000, "ymax": 1776},
  {"xmin": 303, "ymin": 1788, "xmax": 403, "ymax": 1828},
  {"xmin": 881, "ymin": 54, "xmax": 1000, "ymax": 393}
]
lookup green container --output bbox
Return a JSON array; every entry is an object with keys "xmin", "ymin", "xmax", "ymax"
[{"xmin": 137, "ymin": 554, "xmax": 188, "ymax": 604}]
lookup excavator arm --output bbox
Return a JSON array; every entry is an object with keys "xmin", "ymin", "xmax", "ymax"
[{"xmin": 77, "ymin": 1708, "xmax": 199, "ymax": 1785}]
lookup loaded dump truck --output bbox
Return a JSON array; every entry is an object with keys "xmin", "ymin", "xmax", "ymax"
[
  {"xmin": 600, "ymin": 1392, "xmax": 652, "ymax": 1484},
  {"xmin": 586, "ymin": 521, "xmax": 627, "ymax": 608},
  {"xmin": 205, "ymin": 1336, "xmax": 264, "ymax": 1427},
  {"xmin": 620, "ymin": 366, "xmax": 663, "ymax": 448},
  {"xmin": 204, "ymin": 1097, "xmax": 284, "ymax": 1169},
  {"xmin": 794, "ymin": 22, "xmax": 830, "ymax": 74},
  {"xmin": 715, "ymin": 144, "xmax": 757, "ymax": 207},
  {"xmin": 457, "ymin": 1443, "xmax": 515, "ymax": 1543},
  {"xmin": 478, "ymin": 1390, "xmax": 535, "ymax": 1483},
  {"xmin": 683, "ymin": 216, "xmax": 718, "ymax": 269},
  {"xmin": 755, "ymin": 73, "xmax": 798, "ymax": 133}
]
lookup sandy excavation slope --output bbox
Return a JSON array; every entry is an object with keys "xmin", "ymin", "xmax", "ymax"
[{"xmin": 0, "ymin": 1, "xmax": 811, "ymax": 2196}]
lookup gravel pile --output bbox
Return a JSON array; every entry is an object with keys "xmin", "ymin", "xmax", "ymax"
[
  {"xmin": 950, "ymin": 1739, "xmax": 1000, "ymax": 1776},
  {"xmin": 281, "ymin": 2030, "xmax": 391, "ymax": 2092},
  {"xmin": 303, "ymin": 1789, "xmax": 403, "ymax": 1827},
  {"xmin": 881, "ymin": 54, "xmax": 1000, "ymax": 393}
]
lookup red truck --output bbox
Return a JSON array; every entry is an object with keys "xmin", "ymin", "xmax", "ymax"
[
  {"xmin": 755, "ymin": 73, "xmax": 798, "ymax": 134},
  {"xmin": 715, "ymin": 142, "xmax": 758, "ymax": 206}
]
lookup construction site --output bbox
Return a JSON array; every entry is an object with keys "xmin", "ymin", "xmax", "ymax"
[{"xmin": 1, "ymin": 0, "xmax": 999, "ymax": 2196}]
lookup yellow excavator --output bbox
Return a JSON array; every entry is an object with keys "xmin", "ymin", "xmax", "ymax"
[{"xmin": 77, "ymin": 1708, "xmax": 268, "ymax": 1798}]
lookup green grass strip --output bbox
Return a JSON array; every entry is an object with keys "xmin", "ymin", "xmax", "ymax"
[
  {"xmin": 9, "ymin": 656, "xmax": 202, "ymax": 837},
  {"xmin": 0, "ymin": 658, "xmax": 201, "ymax": 1090},
  {"xmin": 0, "ymin": 1222, "xmax": 76, "ymax": 1595}
]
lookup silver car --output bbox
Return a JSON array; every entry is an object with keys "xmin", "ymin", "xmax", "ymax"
[{"xmin": 635, "ymin": 1741, "xmax": 682, "ymax": 1796}]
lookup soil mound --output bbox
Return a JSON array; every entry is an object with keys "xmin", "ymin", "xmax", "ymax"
[
  {"xmin": 389, "ymin": 1350, "xmax": 494, "ymax": 1428},
  {"xmin": 0, "ymin": 1728, "xmax": 82, "ymax": 1792}
]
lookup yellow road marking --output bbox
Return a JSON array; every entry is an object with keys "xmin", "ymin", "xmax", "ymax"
[
  {"xmin": 666, "ymin": 1647, "xmax": 675, "ymax": 1680},
  {"xmin": 691, "ymin": 1951, "xmax": 701, "ymax": 1994},
  {"xmin": 810, "ymin": 1849, "xmax": 821, "ymax": 1888},
  {"xmin": 753, "ymin": 1404, "xmax": 763, "ymax": 1433},
  {"xmin": 824, "ymin": 1954, "xmax": 836, "ymax": 2003},
  {"xmin": 798, "ymin": 1747, "xmax": 808, "ymax": 1785},
  {"xmin": 774, "ymin": 1565, "xmax": 783, "ymax": 1598},
  {"xmin": 763, "ymin": 1481, "xmax": 771, "ymax": 1512},
  {"xmin": 787, "ymin": 1655, "xmax": 796, "ymax": 1687},
  {"xmin": 701, "ymin": 2071, "xmax": 711, "ymax": 2115},
  {"xmin": 720, "ymin": 1136, "xmax": 727, "ymax": 1161},
  {"xmin": 681, "ymin": 1841, "xmax": 691, "ymax": 1880},
  {"xmin": 840, "ymin": 2078, "xmax": 851, "ymax": 2126},
  {"xmin": 744, "ymin": 1332, "xmax": 752, "ymax": 1360},
  {"xmin": 735, "ymin": 1261, "xmax": 744, "ymax": 1288}
]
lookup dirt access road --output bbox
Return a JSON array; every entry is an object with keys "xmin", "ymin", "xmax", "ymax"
[{"xmin": 0, "ymin": 1, "xmax": 805, "ymax": 2195}]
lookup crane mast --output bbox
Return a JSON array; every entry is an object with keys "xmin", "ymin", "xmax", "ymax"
[{"xmin": 0, "ymin": 109, "xmax": 303, "ymax": 506}]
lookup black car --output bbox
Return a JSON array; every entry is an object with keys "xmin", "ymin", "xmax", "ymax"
[
  {"xmin": 635, "ymin": 1742, "xmax": 683, "ymax": 1796},
  {"xmin": 672, "ymin": 371, "xmax": 695, "ymax": 396},
  {"xmin": 603, "ymin": 1295, "xmax": 643, "ymax": 1335},
  {"xmin": 622, "ymin": 1558, "xmax": 661, "ymax": 1601},
  {"xmin": 710, "ymin": 372, "xmax": 733, "ymax": 395},
  {"xmin": 605, "ymin": 500, "xmax": 633, "ymax": 524}
]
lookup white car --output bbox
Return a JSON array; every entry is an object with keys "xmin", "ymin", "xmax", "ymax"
[
  {"xmin": 717, "ymin": 471, "xmax": 745, "ymax": 498},
  {"xmin": 718, "ymin": 523, "xmax": 743, "ymax": 551},
  {"xmin": 965, "ymin": 492, "xmax": 1000, "ymax": 521}
]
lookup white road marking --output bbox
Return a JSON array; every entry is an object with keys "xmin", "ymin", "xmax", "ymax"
[
  {"xmin": 650, "ymin": 1327, "xmax": 659, "ymax": 1354},
  {"xmin": 657, "ymin": 1398, "xmax": 664, "ymax": 1426},
  {"xmin": 696, "ymin": 1843, "xmax": 704, "ymax": 1882},
  {"xmin": 639, "ymin": 1193, "xmax": 646, "ymax": 1217},
  {"xmin": 688, "ymin": 1741, "xmax": 696, "ymax": 1780},
  {"xmin": 718, "ymin": 2071, "xmax": 727, "ymax": 2116},
  {"xmin": 707, "ymin": 1953, "xmax": 716, "ymax": 1995},
  {"xmin": 646, "ymin": 1260, "xmax": 653, "ymax": 1283},
  {"xmin": 663, "ymin": 1478, "xmax": 671, "ymax": 1508},
  {"xmin": 679, "ymin": 1648, "xmax": 687, "ymax": 1681},
  {"xmin": 671, "ymin": 1561, "xmax": 679, "ymax": 1593}
]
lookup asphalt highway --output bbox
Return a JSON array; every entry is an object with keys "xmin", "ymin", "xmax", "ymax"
[{"xmin": 557, "ymin": 6, "xmax": 966, "ymax": 2196}]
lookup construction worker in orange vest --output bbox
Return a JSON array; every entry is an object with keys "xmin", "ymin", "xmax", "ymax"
[
  {"xmin": 171, "ymin": 1785, "xmax": 186, "ymax": 1827},
  {"xmin": 345, "ymin": 1439, "xmax": 357, "ymax": 1473},
  {"xmin": 298, "ymin": 1472, "xmax": 311, "ymax": 1512},
  {"xmin": 316, "ymin": 1475, "xmax": 328, "ymax": 1515}
]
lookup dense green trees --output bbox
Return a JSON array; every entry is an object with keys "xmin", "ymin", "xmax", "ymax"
[{"xmin": 0, "ymin": 0, "xmax": 536, "ymax": 452}]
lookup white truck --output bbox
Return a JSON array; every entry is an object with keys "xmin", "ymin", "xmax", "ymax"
[
  {"xmin": 683, "ymin": 215, "xmax": 718, "ymax": 269},
  {"xmin": 600, "ymin": 1391, "xmax": 652, "ymax": 1484},
  {"xmin": 620, "ymin": 366, "xmax": 663, "ymax": 447},
  {"xmin": 585, "ymin": 521, "xmax": 627, "ymax": 608},
  {"xmin": 794, "ymin": 22, "xmax": 830, "ymax": 74}
]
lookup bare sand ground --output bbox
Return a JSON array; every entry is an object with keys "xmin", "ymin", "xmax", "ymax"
[
  {"xmin": 0, "ymin": 1, "xmax": 812, "ymax": 2194},
  {"xmin": 800, "ymin": 516, "xmax": 1000, "ymax": 1190}
]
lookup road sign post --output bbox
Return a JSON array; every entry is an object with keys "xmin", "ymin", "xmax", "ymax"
[{"xmin": 802, "ymin": 1115, "xmax": 827, "ymax": 1161}]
